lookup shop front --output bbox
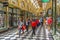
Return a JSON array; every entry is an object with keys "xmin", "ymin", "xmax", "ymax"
[
  {"xmin": 8, "ymin": 8, "xmax": 17, "ymax": 28},
  {"xmin": 8, "ymin": 7, "xmax": 13, "ymax": 28},
  {"xmin": 0, "ymin": 3, "xmax": 7, "ymax": 32},
  {"xmin": 56, "ymin": 0, "xmax": 60, "ymax": 32},
  {"xmin": 12, "ymin": 8, "xmax": 17, "ymax": 27},
  {"xmin": 17, "ymin": 9, "xmax": 21, "ymax": 25}
]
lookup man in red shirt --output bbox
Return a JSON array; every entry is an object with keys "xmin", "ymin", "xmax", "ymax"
[{"xmin": 31, "ymin": 19, "xmax": 37, "ymax": 36}]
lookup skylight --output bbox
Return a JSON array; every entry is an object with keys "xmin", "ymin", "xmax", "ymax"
[{"xmin": 30, "ymin": 0, "xmax": 40, "ymax": 9}]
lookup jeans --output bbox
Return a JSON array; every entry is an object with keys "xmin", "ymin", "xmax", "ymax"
[
  {"xmin": 26, "ymin": 25, "xmax": 28, "ymax": 32},
  {"xmin": 40, "ymin": 22, "xmax": 43, "ymax": 26},
  {"xmin": 32, "ymin": 27, "xmax": 36, "ymax": 35},
  {"xmin": 19, "ymin": 28, "xmax": 21, "ymax": 37}
]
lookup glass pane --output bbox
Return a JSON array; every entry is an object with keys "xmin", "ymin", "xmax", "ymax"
[
  {"xmin": 0, "ymin": 3, "xmax": 3, "ymax": 10},
  {"xmin": 56, "ymin": 0, "xmax": 60, "ymax": 31},
  {"xmin": 0, "ymin": 12, "xmax": 5, "ymax": 28},
  {"xmin": 8, "ymin": 8, "xmax": 12, "ymax": 13},
  {"xmin": 9, "ymin": 14, "xmax": 17, "ymax": 27},
  {"xmin": 13, "ymin": 15, "xmax": 17, "ymax": 26},
  {"xmin": 13, "ymin": 9, "xmax": 17, "ymax": 13},
  {"xmin": 17, "ymin": 9, "xmax": 20, "ymax": 14}
]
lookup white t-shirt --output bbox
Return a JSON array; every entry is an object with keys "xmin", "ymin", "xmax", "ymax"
[{"xmin": 19, "ymin": 21, "xmax": 24, "ymax": 28}]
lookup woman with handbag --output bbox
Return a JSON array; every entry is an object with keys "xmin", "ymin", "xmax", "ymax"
[
  {"xmin": 22, "ymin": 25, "xmax": 26, "ymax": 33},
  {"xmin": 18, "ymin": 18, "xmax": 24, "ymax": 38}
]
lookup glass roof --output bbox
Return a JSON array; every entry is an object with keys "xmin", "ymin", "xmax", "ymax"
[{"xmin": 30, "ymin": 0, "xmax": 40, "ymax": 9}]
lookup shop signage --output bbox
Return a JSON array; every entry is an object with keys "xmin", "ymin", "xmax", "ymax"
[
  {"xmin": 41, "ymin": 0, "xmax": 49, "ymax": 3},
  {"xmin": 0, "ymin": 3, "xmax": 3, "ymax": 10},
  {"xmin": 3, "ymin": 2, "xmax": 8, "ymax": 7}
]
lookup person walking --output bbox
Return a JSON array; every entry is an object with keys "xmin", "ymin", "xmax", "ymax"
[
  {"xmin": 25, "ymin": 18, "xmax": 29, "ymax": 32},
  {"xmin": 40, "ymin": 17, "xmax": 43, "ymax": 27},
  {"xmin": 18, "ymin": 18, "xmax": 24, "ymax": 38},
  {"xmin": 31, "ymin": 19, "xmax": 37, "ymax": 36}
]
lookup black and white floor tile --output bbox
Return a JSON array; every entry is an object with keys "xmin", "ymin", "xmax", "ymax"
[{"xmin": 0, "ymin": 26, "xmax": 54, "ymax": 40}]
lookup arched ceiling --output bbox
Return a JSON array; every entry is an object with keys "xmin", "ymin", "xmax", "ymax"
[{"xmin": 18, "ymin": 0, "xmax": 52, "ymax": 16}]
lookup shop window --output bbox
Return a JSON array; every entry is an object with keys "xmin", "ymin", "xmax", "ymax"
[
  {"xmin": 13, "ymin": 8, "xmax": 17, "ymax": 13},
  {"xmin": 0, "ymin": 12, "xmax": 6, "ymax": 28},
  {"xmin": 8, "ymin": 8, "xmax": 17, "ymax": 27},
  {"xmin": 0, "ymin": 3, "xmax": 3, "ymax": 10},
  {"xmin": 56, "ymin": 0, "xmax": 60, "ymax": 31},
  {"xmin": 17, "ymin": 9, "xmax": 20, "ymax": 14},
  {"xmin": 9, "ymin": 14, "xmax": 17, "ymax": 27},
  {"xmin": 9, "ymin": 8, "xmax": 13, "ymax": 13},
  {"xmin": 13, "ymin": 15, "xmax": 17, "ymax": 26}
]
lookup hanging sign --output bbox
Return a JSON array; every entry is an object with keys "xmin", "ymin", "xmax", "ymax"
[{"xmin": 41, "ymin": 0, "xmax": 49, "ymax": 3}]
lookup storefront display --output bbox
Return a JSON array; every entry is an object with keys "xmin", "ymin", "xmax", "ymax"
[
  {"xmin": 9, "ymin": 14, "xmax": 17, "ymax": 27},
  {"xmin": 13, "ymin": 8, "xmax": 17, "ymax": 27},
  {"xmin": 56, "ymin": 0, "xmax": 60, "ymax": 31},
  {"xmin": 0, "ymin": 11, "xmax": 6, "ymax": 28},
  {"xmin": 13, "ymin": 14, "xmax": 17, "ymax": 26},
  {"xmin": 9, "ymin": 8, "xmax": 17, "ymax": 27},
  {"xmin": 9, "ymin": 8, "xmax": 13, "ymax": 13},
  {"xmin": 17, "ymin": 9, "xmax": 20, "ymax": 14},
  {"xmin": 13, "ymin": 8, "xmax": 17, "ymax": 13},
  {"xmin": 16, "ymin": 9, "xmax": 20, "ymax": 25},
  {"xmin": 0, "ymin": 3, "xmax": 6, "ymax": 29},
  {"xmin": 8, "ymin": 8, "xmax": 13, "ymax": 27},
  {"xmin": 9, "ymin": 14, "xmax": 12, "ymax": 27}
]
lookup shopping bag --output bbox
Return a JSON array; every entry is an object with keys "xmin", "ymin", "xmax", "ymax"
[{"xmin": 22, "ymin": 25, "xmax": 26, "ymax": 31}]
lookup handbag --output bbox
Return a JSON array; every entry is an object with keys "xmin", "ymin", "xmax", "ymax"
[{"xmin": 22, "ymin": 25, "xmax": 26, "ymax": 31}]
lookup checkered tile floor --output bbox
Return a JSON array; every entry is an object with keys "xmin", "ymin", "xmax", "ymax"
[{"xmin": 0, "ymin": 26, "xmax": 54, "ymax": 40}]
